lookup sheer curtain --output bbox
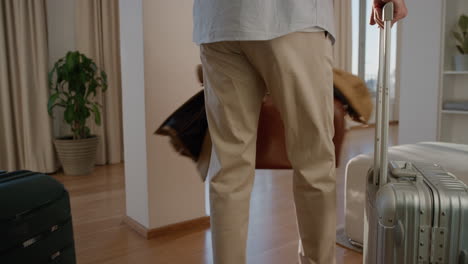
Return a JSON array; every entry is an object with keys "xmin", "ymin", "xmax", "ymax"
[
  {"xmin": 333, "ymin": 0, "xmax": 353, "ymax": 72},
  {"xmin": 0, "ymin": 0, "xmax": 56, "ymax": 172},
  {"xmin": 75, "ymin": 0, "xmax": 123, "ymax": 164}
]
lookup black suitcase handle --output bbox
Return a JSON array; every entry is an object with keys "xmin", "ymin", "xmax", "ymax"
[
  {"xmin": 0, "ymin": 170, "xmax": 35, "ymax": 184},
  {"xmin": 461, "ymin": 250, "xmax": 468, "ymax": 264}
]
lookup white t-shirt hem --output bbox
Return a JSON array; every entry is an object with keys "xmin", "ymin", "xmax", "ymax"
[{"xmin": 194, "ymin": 25, "xmax": 335, "ymax": 45}]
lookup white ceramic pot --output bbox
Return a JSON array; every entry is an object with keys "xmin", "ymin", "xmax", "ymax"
[
  {"xmin": 54, "ymin": 136, "xmax": 99, "ymax": 176},
  {"xmin": 454, "ymin": 54, "xmax": 468, "ymax": 71}
]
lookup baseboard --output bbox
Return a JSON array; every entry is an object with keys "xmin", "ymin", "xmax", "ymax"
[
  {"xmin": 123, "ymin": 215, "xmax": 150, "ymax": 238},
  {"xmin": 123, "ymin": 215, "xmax": 210, "ymax": 239}
]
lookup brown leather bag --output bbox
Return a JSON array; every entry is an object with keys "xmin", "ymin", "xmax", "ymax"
[
  {"xmin": 196, "ymin": 64, "xmax": 346, "ymax": 170},
  {"xmin": 255, "ymin": 95, "xmax": 346, "ymax": 169}
]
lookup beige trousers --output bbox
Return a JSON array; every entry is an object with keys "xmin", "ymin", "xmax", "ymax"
[{"xmin": 201, "ymin": 32, "xmax": 336, "ymax": 264}]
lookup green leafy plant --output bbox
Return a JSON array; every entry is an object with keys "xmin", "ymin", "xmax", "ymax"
[
  {"xmin": 48, "ymin": 51, "xmax": 108, "ymax": 139},
  {"xmin": 453, "ymin": 14, "xmax": 468, "ymax": 54}
]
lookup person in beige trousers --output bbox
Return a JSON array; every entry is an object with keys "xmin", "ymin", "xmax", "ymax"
[{"xmin": 193, "ymin": 1, "xmax": 407, "ymax": 263}]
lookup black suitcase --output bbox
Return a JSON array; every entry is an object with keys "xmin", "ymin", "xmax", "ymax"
[{"xmin": 0, "ymin": 171, "xmax": 76, "ymax": 264}]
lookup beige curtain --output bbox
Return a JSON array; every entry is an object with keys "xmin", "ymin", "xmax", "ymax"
[
  {"xmin": 333, "ymin": 0, "xmax": 353, "ymax": 72},
  {"xmin": 75, "ymin": 0, "xmax": 123, "ymax": 164},
  {"xmin": 0, "ymin": 0, "xmax": 56, "ymax": 172}
]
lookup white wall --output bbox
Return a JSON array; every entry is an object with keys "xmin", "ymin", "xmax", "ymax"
[
  {"xmin": 439, "ymin": 0, "xmax": 468, "ymax": 144},
  {"xmin": 119, "ymin": 0, "xmax": 206, "ymax": 229},
  {"xmin": 119, "ymin": 0, "xmax": 150, "ymax": 228},
  {"xmin": 142, "ymin": 1, "xmax": 206, "ymax": 228},
  {"xmin": 398, "ymin": 0, "xmax": 443, "ymax": 144}
]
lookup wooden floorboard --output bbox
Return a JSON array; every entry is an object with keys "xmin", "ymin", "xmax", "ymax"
[{"xmin": 52, "ymin": 125, "xmax": 398, "ymax": 264}]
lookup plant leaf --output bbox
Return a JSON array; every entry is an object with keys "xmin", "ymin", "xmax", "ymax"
[
  {"xmin": 453, "ymin": 31, "xmax": 463, "ymax": 45},
  {"xmin": 87, "ymin": 80, "xmax": 98, "ymax": 98},
  {"xmin": 49, "ymin": 50, "xmax": 108, "ymax": 136},
  {"xmin": 92, "ymin": 104, "xmax": 101, "ymax": 125},
  {"xmin": 101, "ymin": 71, "xmax": 108, "ymax": 91},
  {"xmin": 48, "ymin": 66, "xmax": 56, "ymax": 91},
  {"xmin": 47, "ymin": 93, "xmax": 59, "ymax": 115},
  {"xmin": 64, "ymin": 104, "xmax": 75, "ymax": 124},
  {"xmin": 84, "ymin": 126, "xmax": 91, "ymax": 138},
  {"xmin": 459, "ymin": 14, "xmax": 468, "ymax": 32},
  {"xmin": 85, "ymin": 107, "xmax": 91, "ymax": 119},
  {"xmin": 464, "ymin": 37, "xmax": 468, "ymax": 54},
  {"xmin": 65, "ymin": 52, "xmax": 75, "ymax": 72}
]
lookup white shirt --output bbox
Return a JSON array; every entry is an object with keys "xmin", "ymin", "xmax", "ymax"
[{"xmin": 193, "ymin": 0, "xmax": 335, "ymax": 45}]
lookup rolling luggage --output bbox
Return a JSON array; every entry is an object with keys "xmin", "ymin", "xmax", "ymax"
[
  {"xmin": 364, "ymin": 3, "xmax": 468, "ymax": 263},
  {"xmin": 0, "ymin": 171, "xmax": 76, "ymax": 264}
]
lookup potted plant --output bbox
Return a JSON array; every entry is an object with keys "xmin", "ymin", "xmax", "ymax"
[
  {"xmin": 452, "ymin": 14, "xmax": 468, "ymax": 71},
  {"xmin": 48, "ymin": 51, "xmax": 107, "ymax": 175}
]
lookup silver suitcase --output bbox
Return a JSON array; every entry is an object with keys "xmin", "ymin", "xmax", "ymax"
[{"xmin": 364, "ymin": 3, "xmax": 468, "ymax": 264}]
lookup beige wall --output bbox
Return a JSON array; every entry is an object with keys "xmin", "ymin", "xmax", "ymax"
[{"xmin": 142, "ymin": 1, "xmax": 206, "ymax": 228}]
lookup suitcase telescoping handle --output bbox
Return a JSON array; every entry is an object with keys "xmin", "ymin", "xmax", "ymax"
[{"xmin": 373, "ymin": 2, "xmax": 394, "ymax": 187}]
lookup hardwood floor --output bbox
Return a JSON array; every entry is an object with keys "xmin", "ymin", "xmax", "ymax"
[{"xmin": 52, "ymin": 125, "xmax": 398, "ymax": 264}]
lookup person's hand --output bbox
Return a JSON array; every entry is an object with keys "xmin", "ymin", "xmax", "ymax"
[{"xmin": 370, "ymin": 0, "xmax": 407, "ymax": 27}]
